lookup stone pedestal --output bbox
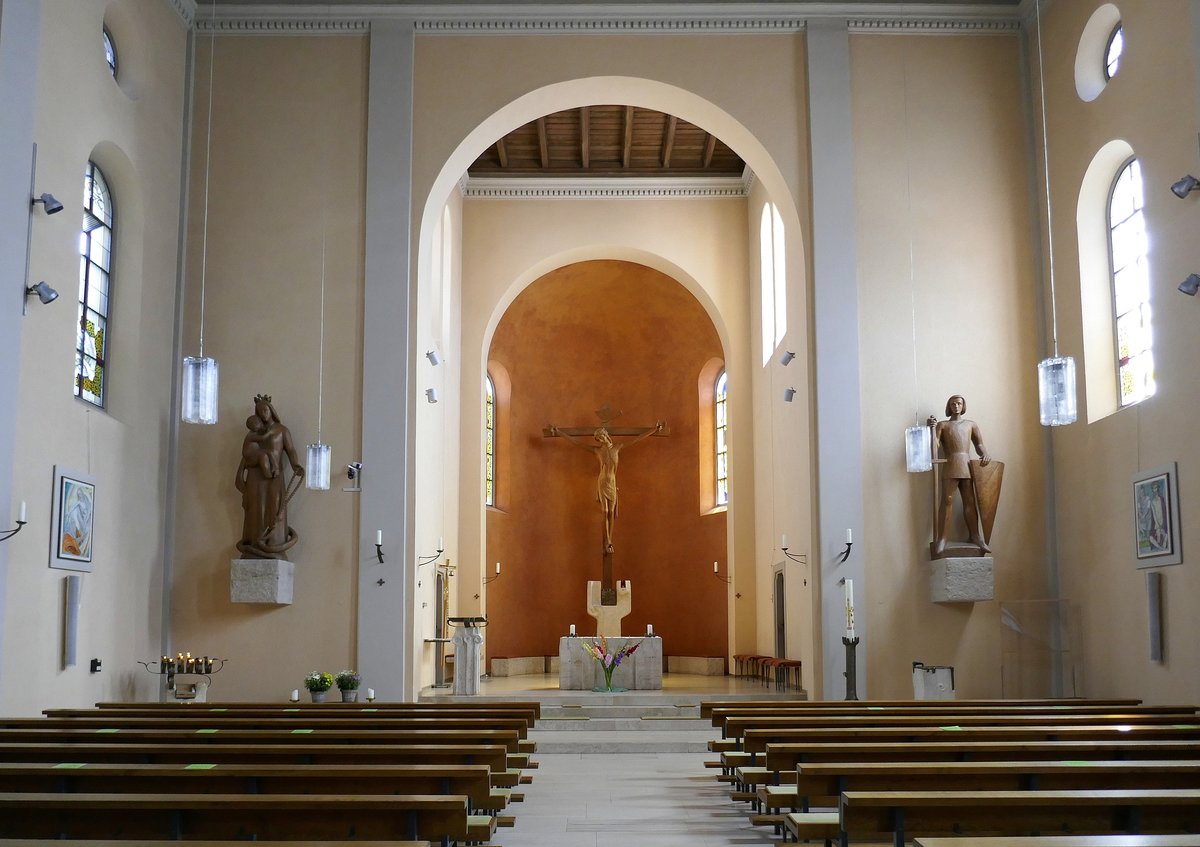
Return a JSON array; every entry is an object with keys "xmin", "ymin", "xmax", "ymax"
[
  {"xmin": 230, "ymin": 559, "xmax": 294, "ymax": 605},
  {"xmin": 930, "ymin": 557, "xmax": 994, "ymax": 603},
  {"xmin": 586, "ymin": 580, "xmax": 631, "ymax": 637},
  {"xmin": 558, "ymin": 635, "xmax": 662, "ymax": 690},
  {"xmin": 452, "ymin": 625, "xmax": 483, "ymax": 696}
]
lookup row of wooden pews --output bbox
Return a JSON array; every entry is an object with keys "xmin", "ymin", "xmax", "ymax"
[
  {"xmin": 700, "ymin": 697, "xmax": 1200, "ymax": 847},
  {"xmin": 0, "ymin": 699, "xmax": 542, "ymax": 845}
]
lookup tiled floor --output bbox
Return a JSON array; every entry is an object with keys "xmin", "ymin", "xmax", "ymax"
[{"xmin": 509, "ymin": 751, "xmax": 774, "ymax": 847}]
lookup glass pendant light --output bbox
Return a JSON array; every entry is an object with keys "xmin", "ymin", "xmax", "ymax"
[
  {"xmin": 306, "ymin": 223, "xmax": 331, "ymax": 490},
  {"xmin": 1033, "ymin": 0, "xmax": 1077, "ymax": 426},
  {"xmin": 182, "ymin": 0, "xmax": 220, "ymax": 425},
  {"xmin": 905, "ymin": 425, "xmax": 932, "ymax": 472}
]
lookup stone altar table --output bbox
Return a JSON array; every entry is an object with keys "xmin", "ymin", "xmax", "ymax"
[{"xmin": 558, "ymin": 635, "xmax": 662, "ymax": 690}]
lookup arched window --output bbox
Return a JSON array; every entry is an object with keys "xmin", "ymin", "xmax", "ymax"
[
  {"xmin": 102, "ymin": 27, "xmax": 118, "ymax": 77},
  {"xmin": 760, "ymin": 204, "xmax": 786, "ymax": 365},
  {"xmin": 1108, "ymin": 157, "xmax": 1154, "ymax": 407},
  {"xmin": 76, "ymin": 161, "xmax": 113, "ymax": 408},
  {"xmin": 484, "ymin": 374, "xmax": 496, "ymax": 506},
  {"xmin": 1104, "ymin": 23, "xmax": 1124, "ymax": 80},
  {"xmin": 714, "ymin": 370, "xmax": 729, "ymax": 506}
]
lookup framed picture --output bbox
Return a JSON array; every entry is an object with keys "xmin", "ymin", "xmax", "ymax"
[
  {"xmin": 1132, "ymin": 462, "xmax": 1182, "ymax": 569},
  {"xmin": 49, "ymin": 466, "xmax": 95, "ymax": 572}
]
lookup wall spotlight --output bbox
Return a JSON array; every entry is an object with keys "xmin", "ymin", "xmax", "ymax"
[
  {"xmin": 1171, "ymin": 175, "xmax": 1200, "ymax": 199},
  {"xmin": 31, "ymin": 192, "xmax": 63, "ymax": 214},
  {"xmin": 779, "ymin": 350, "xmax": 795, "ymax": 366},
  {"xmin": 425, "ymin": 388, "xmax": 438, "ymax": 403},
  {"xmin": 1179, "ymin": 274, "xmax": 1200, "ymax": 296},
  {"xmin": 346, "ymin": 462, "xmax": 362, "ymax": 480},
  {"xmin": 426, "ymin": 350, "xmax": 441, "ymax": 366},
  {"xmin": 783, "ymin": 387, "xmax": 796, "ymax": 402},
  {"xmin": 24, "ymin": 280, "xmax": 59, "ymax": 308}
]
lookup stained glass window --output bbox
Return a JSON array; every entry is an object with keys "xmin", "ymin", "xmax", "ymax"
[
  {"xmin": 1104, "ymin": 24, "xmax": 1123, "ymax": 81},
  {"xmin": 1109, "ymin": 158, "xmax": 1154, "ymax": 407},
  {"xmin": 484, "ymin": 375, "xmax": 496, "ymax": 506},
  {"xmin": 103, "ymin": 27, "xmax": 117, "ymax": 77},
  {"xmin": 77, "ymin": 161, "xmax": 113, "ymax": 408},
  {"xmin": 715, "ymin": 370, "xmax": 729, "ymax": 507},
  {"xmin": 760, "ymin": 204, "xmax": 787, "ymax": 366}
]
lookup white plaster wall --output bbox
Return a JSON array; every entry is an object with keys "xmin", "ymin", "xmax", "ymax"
[{"xmin": 3, "ymin": 0, "xmax": 187, "ymax": 713}]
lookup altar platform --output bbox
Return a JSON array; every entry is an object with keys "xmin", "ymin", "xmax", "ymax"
[{"xmin": 420, "ymin": 670, "xmax": 802, "ymax": 704}]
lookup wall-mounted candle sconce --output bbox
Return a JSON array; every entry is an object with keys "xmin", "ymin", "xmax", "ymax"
[
  {"xmin": 374, "ymin": 529, "xmax": 385, "ymax": 564},
  {"xmin": 713, "ymin": 560, "xmax": 732, "ymax": 584},
  {"xmin": 838, "ymin": 528, "xmax": 853, "ymax": 563},
  {"xmin": 0, "ymin": 501, "xmax": 27, "ymax": 542},
  {"xmin": 418, "ymin": 536, "xmax": 445, "ymax": 567},
  {"xmin": 484, "ymin": 561, "xmax": 502, "ymax": 584},
  {"xmin": 779, "ymin": 534, "xmax": 807, "ymax": 564}
]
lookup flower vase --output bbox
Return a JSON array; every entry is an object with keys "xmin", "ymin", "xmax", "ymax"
[
  {"xmin": 340, "ymin": 689, "xmax": 358, "ymax": 702},
  {"xmin": 309, "ymin": 690, "xmax": 327, "ymax": 703},
  {"xmin": 602, "ymin": 665, "xmax": 614, "ymax": 691}
]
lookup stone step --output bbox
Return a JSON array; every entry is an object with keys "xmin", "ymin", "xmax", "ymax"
[
  {"xmin": 535, "ymin": 716, "xmax": 708, "ymax": 731},
  {"xmin": 529, "ymin": 728, "xmax": 715, "ymax": 753},
  {"xmin": 541, "ymin": 703, "xmax": 699, "ymax": 718}
]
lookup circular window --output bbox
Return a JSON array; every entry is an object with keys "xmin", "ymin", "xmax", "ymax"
[
  {"xmin": 1074, "ymin": 4, "xmax": 1122, "ymax": 102},
  {"xmin": 102, "ymin": 26, "xmax": 117, "ymax": 77}
]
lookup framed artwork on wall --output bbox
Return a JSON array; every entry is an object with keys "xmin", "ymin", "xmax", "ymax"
[
  {"xmin": 1132, "ymin": 462, "xmax": 1182, "ymax": 569},
  {"xmin": 49, "ymin": 466, "xmax": 96, "ymax": 572}
]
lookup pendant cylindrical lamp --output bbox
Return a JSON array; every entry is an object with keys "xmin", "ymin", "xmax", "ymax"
[
  {"xmin": 182, "ymin": 356, "xmax": 219, "ymax": 424},
  {"xmin": 904, "ymin": 425, "xmax": 932, "ymax": 472},
  {"xmin": 1037, "ymin": 355, "xmax": 1077, "ymax": 426},
  {"xmin": 306, "ymin": 442, "xmax": 331, "ymax": 490}
]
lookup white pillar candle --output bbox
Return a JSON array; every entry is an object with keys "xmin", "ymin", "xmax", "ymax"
[
  {"xmin": 438, "ymin": 536, "xmax": 444, "ymax": 551},
  {"xmin": 647, "ymin": 624, "xmax": 653, "ymax": 635},
  {"xmin": 781, "ymin": 533, "xmax": 789, "ymax": 550},
  {"xmin": 713, "ymin": 561, "xmax": 718, "ymax": 573},
  {"xmin": 18, "ymin": 501, "xmax": 26, "ymax": 523},
  {"xmin": 845, "ymin": 578, "xmax": 855, "ymax": 638},
  {"xmin": 569, "ymin": 624, "xmax": 576, "ymax": 636},
  {"xmin": 375, "ymin": 530, "xmax": 383, "ymax": 545},
  {"xmin": 845, "ymin": 528, "xmax": 853, "ymax": 544},
  {"xmin": 290, "ymin": 689, "xmax": 299, "ymax": 702},
  {"xmin": 495, "ymin": 562, "xmax": 501, "ymax": 575},
  {"xmin": 366, "ymin": 688, "xmax": 375, "ymax": 700}
]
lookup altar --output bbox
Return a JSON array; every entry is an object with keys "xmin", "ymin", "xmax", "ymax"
[{"xmin": 558, "ymin": 636, "xmax": 663, "ymax": 690}]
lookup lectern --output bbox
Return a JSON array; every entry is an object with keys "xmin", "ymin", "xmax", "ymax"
[{"xmin": 447, "ymin": 616, "xmax": 487, "ymax": 696}]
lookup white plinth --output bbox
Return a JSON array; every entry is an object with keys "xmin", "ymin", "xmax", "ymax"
[
  {"xmin": 452, "ymin": 626, "xmax": 483, "ymax": 695},
  {"xmin": 586, "ymin": 580, "xmax": 631, "ymax": 637},
  {"xmin": 230, "ymin": 559, "xmax": 294, "ymax": 605},
  {"xmin": 559, "ymin": 636, "xmax": 662, "ymax": 690},
  {"xmin": 930, "ymin": 557, "xmax": 994, "ymax": 603}
]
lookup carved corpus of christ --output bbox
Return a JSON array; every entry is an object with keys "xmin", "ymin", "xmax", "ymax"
[{"xmin": 545, "ymin": 404, "xmax": 667, "ymax": 552}]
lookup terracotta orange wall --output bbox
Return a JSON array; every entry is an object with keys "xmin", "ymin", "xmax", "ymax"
[{"xmin": 485, "ymin": 260, "xmax": 728, "ymax": 662}]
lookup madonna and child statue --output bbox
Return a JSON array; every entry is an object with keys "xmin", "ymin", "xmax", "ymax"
[{"xmin": 235, "ymin": 394, "xmax": 304, "ymax": 559}]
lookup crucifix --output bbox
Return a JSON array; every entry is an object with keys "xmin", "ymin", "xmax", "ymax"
[{"xmin": 545, "ymin": 403, "xmax": 668, "ymax": 605}]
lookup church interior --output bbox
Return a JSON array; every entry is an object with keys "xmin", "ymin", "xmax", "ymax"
[{"xmin": 2, "ymin": 0, "xmax": 1199, "ymax": 723}]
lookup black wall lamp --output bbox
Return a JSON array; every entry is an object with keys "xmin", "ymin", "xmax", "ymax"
[
  {"xmin": 31, "ymin": 192, "xmax": 64, "ymax": 214},
  {"xmin": 1171, "ymin": 175, "xmax": 1200, "ymax": 198},
  {"xmin": 1179, "ymin": 273, "xmax": 1200, "ymax": 296}
]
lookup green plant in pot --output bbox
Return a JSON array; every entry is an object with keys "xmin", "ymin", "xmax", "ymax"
[
  {"xmin": 303, "ymin": 671, "xmax": 334, "ymax": 703},
  {"xmin": 335, "ymin": 669, "xmax": 362, "ymax": 702}
]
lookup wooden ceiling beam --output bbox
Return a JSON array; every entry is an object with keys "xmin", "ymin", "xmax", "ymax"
[
  {"xmin": 494, "ymin": 138, "xmax": 508, "ymax": 169},
  {"xmin": 580, "ymin": 107, "xmax": 590, "ymax": 168},
  {"xmin": 662, "ymin": 115, "xmax": 677, "ymax": 167},
  {"xmin": 703, "ymin": 132, "xmax": 717, "ymax": 168},
  {"xmin": 622, "ymin": 105, "xmax": 634, "ymax": 168},
  {"xmin": 536, "ymin": 117, "xmax": 549, "ymax": 169}
]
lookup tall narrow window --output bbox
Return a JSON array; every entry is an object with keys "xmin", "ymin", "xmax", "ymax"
[
  {"xmin": 484, "ymin": 375, "xmax": 496, "ymax": 506},
  {"xmin": 714, "ymin": 370, "xmax": 729, "ymax": 506},
  {"xmin": 760, "ymin": 203, "xmax": 787, "ymax": 365},
  {"xmin": 102, "ymin": 27, "xmax": 118, "ymax": 77},
  {"xmin": 1104, "ymin": 23, "xmax": 1124, "ymax": 80},
  {"xmin": 1109, "ymin": 157, "xmax": 1154, "ymax": 407},
  {"xmin": 77, "ymin": 161, "xmax": 113, "ymax": 407}
]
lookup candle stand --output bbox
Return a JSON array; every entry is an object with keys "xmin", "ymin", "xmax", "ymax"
[
  {"xmin": 138, "ymin": 655, "xmax": 226, "ymax": 702},
  {"xmin": 842, "ymin": 636, "xmax": 860, "ymax": 701}
]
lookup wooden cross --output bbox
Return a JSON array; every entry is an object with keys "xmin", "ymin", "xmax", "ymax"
[{"xmin": 544, "ymin": 403, "xmax": 669, "ymax": 604}]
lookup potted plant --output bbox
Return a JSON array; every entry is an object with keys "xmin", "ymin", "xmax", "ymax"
[
  {"xmin": 303, "ymin": 671, "xmax": 333, "ymax": 703},
  {"xmin": 335, "ymin": 669, "xmax": 362, "ymax": 702}
]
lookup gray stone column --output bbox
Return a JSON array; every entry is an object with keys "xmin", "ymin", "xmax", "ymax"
[
  {"xmin": 807, "ymin": 19, "xmax": 867, "ymax": 699},
  {"xmin": 358, "ymin": 18, "xmax": 417, "ymax": 700}
]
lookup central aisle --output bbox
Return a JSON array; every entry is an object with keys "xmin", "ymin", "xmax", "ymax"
[{"xmin": 508, "ymin": 750, "xmax": 775, "ymax": 847}]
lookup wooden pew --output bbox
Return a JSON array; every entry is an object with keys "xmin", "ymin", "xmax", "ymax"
[
  {"xmin": 739, "ymin": 723, "xmax": 1200, "ymax": 764},
  {"xmin": 915, "ymin": 836, "xmax": 1200, "ymax": 847},
  {"xmin": 757, "ymin": 759, "xmax": 1200, "ymax": 815},
  {"xmin": 52, "ymin": 705, "xmax": 539, "ymax": 726},
  {"xmin": 721, "ymin": 712, "xmax": 1194, "ymax": 740},
  {"xmin": 0, "ymin": 726, "xmax": 526, "ymax": 752},
  {"xmin": 96, "ymin": 699, "xmax": 542, "ymax": 718},
  {"xmin": 0, "ymin": 741, "xmax": 528, "ymax": 788},
  {"xmin": 0, "ymin": 761, "xmax": 515, "ymax": 812},
  {"xmin": 709, "ymin": 703, "xmax": 1196, "ymax": 729},
  {"xmin": 699, "ymin": 699, "xmax": 1143, "ymax": 718},
  {"xmin": 783, "ymin": 788, "xmax": 1200, "ymax": 847},
  {"xmin": 0, "ymin": 842, "xmax": 430, "ymax": 847},
  {"xmin": 0, "ymin": 792, "xmax": 492, "ymax": 845},
  {"xmin": 3, "ymin": 715, "xmax": 532, "ymax": 738}
]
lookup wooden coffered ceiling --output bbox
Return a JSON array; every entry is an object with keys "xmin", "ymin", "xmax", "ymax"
[{"xmin": 467, "ymin": 105, "xmax": 746, "ymax": 179}]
